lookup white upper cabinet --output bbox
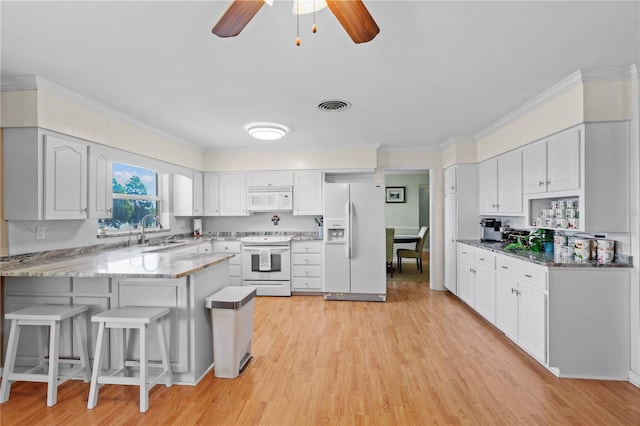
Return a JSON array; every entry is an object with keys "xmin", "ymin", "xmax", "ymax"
[
  {"xmin": 4, "ymin": 128, "xmax": 92, "ymax": 220},
  {"xmin": 546, "ymin": 127, "xmax": 580, "ymax": 192},
  {"xmin": 246, "ymin": 171, "xmax": 293, "ymax": 187},
  {"xmin": 219, "ymin": 172, "xmax": 249, "ymax": 216},
  {"xmin": 43, "ymin": 135, "xmax": 88, "ymax": 219},
  {"xmin": 443, "ymin": 166, "xmax": 457, "ymax": 195},
  {"xmin": 173, "ymin": 171, "xmax": 203, "ymax": 217},
  {"xmin": 203, "ymin": 173, "xmax": 220, "ymax": 216},
  {"xmin": 479, "ymin": 151, "xmax": 522, "ymax": 215},
  {"xmin": 522, "ymin": 141, "xmax": 548, "ymax": 194},
  {"xmin": 293, "ymin": 171, "xmax": 323, "ymax": 215},
  {"xmin": 88, "ymin": 145, "xmax": 113, "ymax": 219},
  {"xmin": 523, "ymin": 127, "xmax": 580, "ymax": 195}
]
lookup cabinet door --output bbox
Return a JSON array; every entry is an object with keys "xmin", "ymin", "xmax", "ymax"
[
  {"xmin": 518, "ymin": 284, "xmax": 547, "ymax": 363},
  {"xmin": 478, "ymin": 159, "xmax": 498, "ymax": 213},
  {"xmin": 88, "ymin": 145, "xmax": 113, "ymax": 219},
  {"xmin": 203, "ymin": 173, "xmax": 220, "ymax": 216},
  {"xmin": 547, "ymin": 127, "xmax": 580, "ymax": 192},
  {"xmin": 497, "ymin": 150, "xmax": 522, "ymax": 214},
  {"xmin": 474, "ymin": 265, "xmax": 496, "ymax": 324},
  {"xmin": 173, "ymin": 174, "xmax": 194, "ymax": 216},
  {"xmin": 44, "ymin": 135, "xmax": 88, "ymax": 219},
  {"xmin": 443, "ymin": 166, "xmax": 457, "ymax": 195},
  {"xmin": 118, "ymin": 279, "xmax": 189, "ymax": 373},
  {"xmin": 219, "ymin": 173, "xmax": 248, "ymax": 216},
  {"xmin": 293, "ymin": 171, "xmax": 323, "ymax": 215},
  {"xmin": 496, "ymin": 274, "xmax": 518, "ymax": 340},
  {"xmin": 444, "ymin": 195, "xmax": 457, "ymax": 294},
  {"xmin": 457, "ymin": 258, "xmax": 475, "ymax": 306},
  {"xmin": 193, "ymin": 171, "xmax": 203, "ymax": 216},
  {"xmin": 522, "ymin": 142, "xmax": 547, "ymax": 194}
]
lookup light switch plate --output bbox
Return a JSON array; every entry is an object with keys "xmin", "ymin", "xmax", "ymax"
[{"xmin": 36, "ymin": 227, "xmax": 45, "ymax": 240}]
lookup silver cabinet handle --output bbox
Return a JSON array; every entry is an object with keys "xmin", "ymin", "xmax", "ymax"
[
  {"xmin": 501, "ymin": 266, "xmax": 509, "ymax": 269},
  {"xmin": 479, "ymin": 257, "xmax": 485, "ymax": 261},
  {"xmin": 524, "ymin": 274, "xmax": 533, "ymax": 278}
]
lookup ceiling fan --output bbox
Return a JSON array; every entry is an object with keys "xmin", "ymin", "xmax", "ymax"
[{"xmin": 211, "ymin": 0, "xmax": 380, "ymax": 44}]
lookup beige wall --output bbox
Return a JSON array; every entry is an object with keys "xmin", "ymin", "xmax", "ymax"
[
  {"xmin": 204, "ymin": 147, "xmax": 378, "ymax": 171},
  {"xmin": 441, "ymin": 139, "xmax": 478, "ymax": 168},
  {"xmin": 1, "ymin": 90, "xmax": 204, "ymax": 171}
]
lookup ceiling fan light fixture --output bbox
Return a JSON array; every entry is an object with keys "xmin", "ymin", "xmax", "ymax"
[
  {"xmin": 248, "ymin": 124, "xmax": 288, "ymax": 141},
  {"xmin": 292, "ymin": 0, "xmax": 328, "ymax": 15}
]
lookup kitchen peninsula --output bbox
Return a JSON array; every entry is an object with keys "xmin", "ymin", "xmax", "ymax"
[{"xmin": 0, "ymin": 240, "xmax": 232, "ymax": 385}]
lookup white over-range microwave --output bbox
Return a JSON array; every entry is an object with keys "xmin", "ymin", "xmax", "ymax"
[{"xmin": 247, "ymin": 186, "xmax": 293, "ymax": 212}]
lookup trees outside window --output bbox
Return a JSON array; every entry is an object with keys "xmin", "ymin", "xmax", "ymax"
[{"xmin": 99, "ymin": 163, "xmax": 160, "ymax": 231}]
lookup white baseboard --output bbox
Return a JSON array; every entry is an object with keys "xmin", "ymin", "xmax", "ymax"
[{"xmin": 629, "ymin": 370, "xmax": 640, "ymax": 387}]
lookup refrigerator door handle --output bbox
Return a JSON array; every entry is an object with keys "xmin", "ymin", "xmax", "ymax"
[
  {"xmin": 349, "ymin": 201, "xmax": 355, "ymax": 259},
  {"xmin": 346, "ymin": 201, "xmax": 351, "ymax": 259}
]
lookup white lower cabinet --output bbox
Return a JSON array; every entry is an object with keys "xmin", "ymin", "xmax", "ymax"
[
  {"xmin": 213, "ymin": 240, "xmax": 242, "ymax": 285},
  {"xmin": 456, "ymin": 243, "xmax": 496, "ymax": 324},
  {"xmin": 495, "ymin": 256, "xmax": 547, "ymax": 363},
  {"xmin": 291, "ymin": 241, "xmax": 323, "ymax": 292}
]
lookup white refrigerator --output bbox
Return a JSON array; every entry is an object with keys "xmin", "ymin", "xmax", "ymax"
[{"xmin": 323, "ymin": 182, "xmax": 386, "ymax": 301}]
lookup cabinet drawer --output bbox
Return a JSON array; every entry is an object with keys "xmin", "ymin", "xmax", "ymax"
[
  {"xmin": 292, "ymin": 265, "xmax": 322, "ymax": 278},
  {"xmin": 292, "ymin": 253, "xmax": 322, "ymax": 266},
  {"xmin": 213, "ymin": 241, "xmax": 241, "ymax": 253},
  {"xmin": 292, "ymin": 277, "xmax": 322, "ymax": 290},
  {"xmin": 496, "ymin": 256, "xmax": 547, "ymax": 291},
  {"xmin": 292, "ymin": 241, "xmax": 322, "ymax": 254},
  {"xmin": 474, "ymin": 250, "xmax": 496, "ymax": 270},
  {"xmin": 457, "ymin": 244, "xmax": 475, "ymax": 263}
]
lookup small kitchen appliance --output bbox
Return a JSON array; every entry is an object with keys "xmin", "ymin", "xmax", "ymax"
[{"xmin": 480, "ymin": 218, "xmax": 504, "ymax": 242}]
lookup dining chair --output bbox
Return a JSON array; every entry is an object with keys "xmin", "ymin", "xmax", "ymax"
[
  {"xmin": 397, "ymin": 226, "xmax": 429, "ymax": 273},
  {"xmin": 386, "ymin": 228, "xmax": 395, "ymax": 277}
]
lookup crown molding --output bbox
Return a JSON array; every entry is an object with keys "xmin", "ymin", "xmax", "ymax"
[
  {"xmin": 474, "ymin": 66, "xmax": 635, "ymax": 141},
  {"xmin": 438, "ymin": 136, "xmax": 476, "ymax": 151},
  {"xmin": 377, "ymin": 144, "xmax": 440, "ymax": 153},
  {"xmin": 205, "ymin": 142, "xmax": 382, "ymax": 154},
  {"xmin": 1, "ymin": 74, "xmax": 202, "ymax": 152}
]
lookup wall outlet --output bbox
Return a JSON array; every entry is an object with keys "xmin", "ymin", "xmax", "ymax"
[{"xmin": 36, "ymin": 226, "xmax": 46, "ymax": 240}]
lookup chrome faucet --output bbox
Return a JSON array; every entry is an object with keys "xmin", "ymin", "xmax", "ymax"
[{"xmin": 140, "ymin": 214, "xmax": 163, "ymax": 244}]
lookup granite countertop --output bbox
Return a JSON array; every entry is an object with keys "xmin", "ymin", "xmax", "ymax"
[
  {"xmin": 458, "ymin": 240, "xmax": 633, "ymax": 268},
  {"xmin": 0, "ymin": 239, "xmax": 233, "ymax": 279}
]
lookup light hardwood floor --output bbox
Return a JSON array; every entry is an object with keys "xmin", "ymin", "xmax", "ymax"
[{"xmin": 1, "ymin": 281, "xmax": 639, "ymax": 425}]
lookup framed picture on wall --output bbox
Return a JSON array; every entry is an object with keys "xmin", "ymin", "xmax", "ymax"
[{"xmin": 385, "ymin": 187, "xmax": 405, "ymax": 203}]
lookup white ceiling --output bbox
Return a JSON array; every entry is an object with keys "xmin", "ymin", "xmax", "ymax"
[{"xmin": 1, "ymin": 1, "xmax": 639, "ymax": 152}]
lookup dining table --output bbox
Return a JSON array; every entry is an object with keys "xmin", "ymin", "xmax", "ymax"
[{"xmin": 393, "ymin": 234, "xmax": 420, "ymax": 244}]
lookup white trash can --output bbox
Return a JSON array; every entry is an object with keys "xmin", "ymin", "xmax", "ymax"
[{"xmin": 204, "ymin": 286, "xmax": 256, "ymax": 378}]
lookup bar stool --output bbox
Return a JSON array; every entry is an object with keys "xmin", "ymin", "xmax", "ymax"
[
  {"xmin": 87, "ymin": 306, "xmax": 172, "ymax": 413},
  {"xmin": 0, "ymin": 305, "xmax": 90, "ymax": 407}
]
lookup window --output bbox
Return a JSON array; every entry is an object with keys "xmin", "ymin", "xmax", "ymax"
[{"xmin": 99, "ymin": 163, "xmax": 161, "ymax": 231}]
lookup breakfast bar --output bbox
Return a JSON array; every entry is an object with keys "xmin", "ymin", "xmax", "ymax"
[{"xmin": 0, "ymin": 241, "xmax": 233, "ymax": 385}]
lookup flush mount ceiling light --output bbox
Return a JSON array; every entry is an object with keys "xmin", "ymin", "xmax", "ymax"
[{"xmin": 247, "ymin": 124, "xmax": 288, "ymax": 141}]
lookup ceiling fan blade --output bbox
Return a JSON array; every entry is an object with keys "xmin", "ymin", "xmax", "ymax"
[
  {"xmin": 326, "ymin": 0, "xmax": 380, "ymax": 44},
  {"xmin": 212, "ymin": 0, "xmax": 265, "ymax": 38}
]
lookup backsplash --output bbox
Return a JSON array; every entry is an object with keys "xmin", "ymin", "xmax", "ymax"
[
  {"xmin": 7, "ymin": 216, "xmax": 192, "ymax": 256},
  {"xmin": 203, "ymin": 212, "xmax": 321, "ymax": 235}
]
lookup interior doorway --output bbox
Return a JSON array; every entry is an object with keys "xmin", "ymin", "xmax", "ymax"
[{"xmin": 384, "ymin": 170, "xmax": 431, "ymax": 283}]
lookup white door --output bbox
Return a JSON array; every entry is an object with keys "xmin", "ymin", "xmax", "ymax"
[
  {"xmin": 547, "ymin": 127, "xmax": 581, "ymax": 192},
  {"xmin": 323, "ymin": 183, "xmax": 350, "ymax": 293},
  {"xmin": 349, "ymin": 184, "xmax": 386, "ymax": 295},
  {"xmin": 203, "ymin": 173, "xmax": 220, "ymax": 216},
  {"xmin": 457, "ymin": 258, "xmax": 475, "ymax": 307},
  {"xmin": 497, "ymin": 150, "xmax": 522, "ymax": 214},
  {"xmin": 88, "ymin": 145, "xmax": 112, "ymax": 219},
  {"xmin": 478, "ymin": 159, "xmax": 498, "ymax": 214},
  {"xmin": 44, "ymin": 135, "xmax": 88, "ymax": 219},
  {"xmin": 293, "ymin": 171, "xmax": 323, "ymax": 215},
  {"xmin": 219, "ymin": 173, "xmax": 248, "ymax": 216},
  {"xmin": 518, "ymin": 284, "xmax": 547, "ymax": 363},
  {"xmin": 444, "ymin": 194, "xmax": 457, "ymax": 294},
  {"xmin": 474, "ymin": 265, "xmax": 496, "ymax": 324},
  {"xmin": 522, "ymin": 141, "xmax": 547, "ymax": 194},
  {"xmin": 496, "ymin": 274, "xmax": 518, "ymax": 340}
]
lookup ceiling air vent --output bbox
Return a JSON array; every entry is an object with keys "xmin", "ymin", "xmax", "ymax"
[{"xmin": 317, "ymin": 100, "xmax": 351, "ymax": 112}]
